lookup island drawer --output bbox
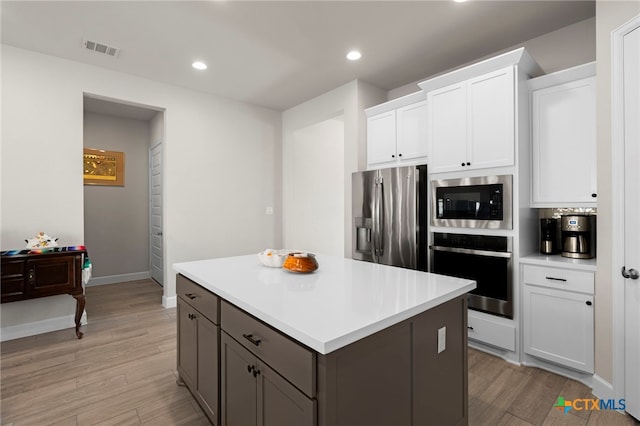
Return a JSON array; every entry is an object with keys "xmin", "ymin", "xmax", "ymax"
[
  {"xmin": 177, "ymin": 274, "xmax": 219, "ymax": 324},
  {"xmin": 522, "ymin": 264, "xmax": 594, "ymax": 294},
  {"xmin": 221, "ymin": 301, "xmax": 316, "ymax": 398}
]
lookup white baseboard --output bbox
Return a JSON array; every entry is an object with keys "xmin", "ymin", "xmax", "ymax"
[
  {"xmin": 86, "ymin": 271, "xmax": 151, "ymax": 286},
  {"xmin": 0, "ymin": 311, "xmax": 88, "ymax": 342},
  {"xmin": 163, "ymin": 295, "xmax": 176, "ymax": 309},
  {"xmin": 522, "ymin": 354, "xmax": 593, "ymax": 388},
  {"xmin": 592, "ymin": 374, "xmax": 614, "ymax": 401},
  {"xmin": 468, "ymin": 340, "xmax": 520, "ymax": 365}
]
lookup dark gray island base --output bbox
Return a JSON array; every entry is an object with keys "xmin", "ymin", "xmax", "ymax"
[{"xmin": 176, "ymin": 273, "xmax": 469, "ymax": 426}]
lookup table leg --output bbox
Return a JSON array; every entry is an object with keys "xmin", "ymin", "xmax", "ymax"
[{"xmin": 73, "ymin": 293, "xmax": 86, "ymax": 339}]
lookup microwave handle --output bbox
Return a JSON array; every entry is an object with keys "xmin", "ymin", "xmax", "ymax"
[{"xmin": 429, "ymin": 245, "xmax": 512, "ymax": 259}]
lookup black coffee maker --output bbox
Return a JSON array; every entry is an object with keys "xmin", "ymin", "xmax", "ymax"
[{"xmin": 540, "ymin": 218, "xmax": 559, "ymax": 254}]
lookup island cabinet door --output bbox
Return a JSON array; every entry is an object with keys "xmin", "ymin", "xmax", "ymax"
[
  {"xmin": 177, "ymin": 298, "xmax": 197, "ymax": 389},
  {"xmin": 257, "ymin": 361, "xmax": 315, "ymax": 426},
  {"xmin": 221, "ymin": 332, "xmax": 315, "ymax": 426},
  {"xmin": 221, "ymin": 332, "xmax": 258, "ymax": 426},
  {"xmin": 412, "ymin": 295, "xmax": 468, "ymax": 426},
  {"xmin": 197, "ymin": 316, "xmax": 220, "ymax": 424}
]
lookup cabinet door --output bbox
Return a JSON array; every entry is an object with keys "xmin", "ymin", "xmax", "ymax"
[
  {"xmin": 531, "ymin": 76, "xmax": 597, "ymax": 206},
  {"xmin": 257, "ymin": 361, "xmax": 315, "ymax": 426},
  {"xmin": 396, "ymin": 101, "xmax": 427, "ymax": 161},
  {"xmin": 221, "ymin": 333, "xmax": 258, "ymax": 426},
  {"xmin": 27, "ymin": 255, "xmax": 77, "ymax": 297},
  {"xmin": 367, "ymin": 110, "xmax": 397, "ymax": 166},
  {"xmin": 467, "ymin": 67, "xmax": 515, "ymax": 170},
  {"xmin": 523, "ymin": 285, "xmax": 594, "ymax": 373},
  {"xmin": 198, "ymin": 316, "xmax": 220, "ymax": 424},
  {"xmin": 177, "ymin": 298, "xmax": 198, "ymax": 389},
  {"xmin": 427, "ymin": 82, "xmax": 467, "ymax": 173}
]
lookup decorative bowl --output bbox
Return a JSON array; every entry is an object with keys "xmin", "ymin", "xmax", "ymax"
[
  {"xmin": 258, "ymin": 249, "xmax": 289, "ymax": 268},
  {"xmin": 282, "ymin": 252, "xmax": 319, "ymax": 273}
]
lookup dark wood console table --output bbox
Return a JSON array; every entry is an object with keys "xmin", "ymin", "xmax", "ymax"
[{"xmin": 1, "ymin": 246, "xmax": 88, "ymax": 339}]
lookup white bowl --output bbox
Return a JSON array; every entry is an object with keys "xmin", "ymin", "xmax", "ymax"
[{"xmin": 258, "ymin": 249, "xmax": 290, "ymax": 268}]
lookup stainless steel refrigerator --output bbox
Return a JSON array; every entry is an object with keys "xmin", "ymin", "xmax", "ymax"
[{"xmin": 352, "ymin": 164, "xmax": 428, "ymax": 271}]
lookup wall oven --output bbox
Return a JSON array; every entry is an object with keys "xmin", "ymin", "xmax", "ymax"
[
  {"xmin": 430, "ymin": 232, "xmax": 513, "ymax": 319},
  {"xmin": 431, "ymin": 175, "xmax": 513, "ymax": 230}
]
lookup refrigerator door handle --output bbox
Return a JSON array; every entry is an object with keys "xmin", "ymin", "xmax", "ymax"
[{"xmin": 374, "ymin": 176, "xmax": 384, "ymax": 258}]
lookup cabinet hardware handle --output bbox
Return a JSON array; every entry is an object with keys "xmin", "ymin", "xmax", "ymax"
[
  {"xmin": 586, "ymin": 301, "xmax": 592, "ymax": 306},
  {"xmin": 247, "ymin": 365, "xmax": 253, "ymax": 374},
  {"xmin": 252, "ymin": 368, "xmax": 261, "ymax": 378},
  {"xmin": 591, "ymin": 193, "xmax": 597, "ymax": 198},
  {"xmin": 461, "ymin": 162, "xmax": 465, "ymax": 167},
  {"xmin": 467, "ymin": 326, "xmax": 474, "ymax": 331},
  {"xmin": 28, "ymin": 268, "xmax": 36, "ymax": 287},
  {"xmin": 398, "ymin": 153, "xmax": 402, "ymax": 157},
  {"xmin": 188, "ymin": 313, "xmax": 196, "ymax": 320},
  {"xmin": 545, "ymin": 276, "xmax": 567, "ymax": 282},
  {"xmin": 185, "ymin": 293, "xmax": 197, "ymax": 300},
  {"xmin": 242, "ymin": 333, "xmax": 261, "ymax": 346},
  {"xmin": 391, "ymin": 154, "xmax": 395, "ymax": 158},
  {"xmin": 466, "ymin": 162, "xmax": 471, "ymax": 166}
]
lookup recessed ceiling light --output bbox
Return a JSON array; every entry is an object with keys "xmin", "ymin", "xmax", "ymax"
[
  {"xmin": 192, "ymin": 61, "xmax": 208, "ymax": 70},
  {"xmin": 453, "ymin": 0, "xmax": 467, "ymax": 3},
  {"xmin": 346, "ymin": 50, "xmax": 362, "ymax": 61}
]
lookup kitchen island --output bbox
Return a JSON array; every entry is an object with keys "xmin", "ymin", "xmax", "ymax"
[{"xmin": 174, "ymin": 254, "xmax": 475, "ymax": 426}]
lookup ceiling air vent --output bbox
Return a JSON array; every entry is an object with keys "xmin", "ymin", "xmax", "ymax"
[{"xmin": 82, "ymin": 39, "xmax": 120, "ymax": 58}]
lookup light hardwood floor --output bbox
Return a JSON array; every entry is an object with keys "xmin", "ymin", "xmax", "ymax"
[{"xmin": 1, "ymin": 280, "xmax": 638, "ymax": 425}]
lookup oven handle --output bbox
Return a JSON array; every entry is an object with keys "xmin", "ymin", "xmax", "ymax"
[{"xmin": 429, "ymin": 245, "xmax": 512, "ymax": 259}]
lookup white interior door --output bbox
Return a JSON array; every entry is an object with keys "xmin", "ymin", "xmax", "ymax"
[
  {"xmin": 623, "ymin": 24, "xmax": 640, "ymax": 421},
  {"xmin": 150, "ymin": 142, "xmax": 163, "ymax": 286}
]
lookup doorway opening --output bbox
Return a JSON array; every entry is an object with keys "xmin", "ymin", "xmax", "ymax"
[{"xmin": 82, "ymin": 94, "xmax": 165, "ymax": 290}]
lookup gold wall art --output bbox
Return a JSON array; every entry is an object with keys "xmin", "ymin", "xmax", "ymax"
[{"xmin": 83, "ymin": 148, "xmax": 125, "ymax": 186}]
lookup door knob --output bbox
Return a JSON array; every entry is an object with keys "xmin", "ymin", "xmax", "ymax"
[{"xmin": 621, "ymin": 266, "xmax": 639, "ymax": 280}]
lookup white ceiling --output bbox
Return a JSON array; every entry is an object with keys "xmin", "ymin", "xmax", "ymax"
[{"xmin": 2, "ymin": 1, "xmax": 595, "ymax": 112}]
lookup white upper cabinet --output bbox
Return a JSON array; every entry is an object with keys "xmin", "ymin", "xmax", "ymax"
[
  {"xmin": 529, "ymin": 63, "xmax": 597, "ymax": 207},
  {"xmin": 396, "ymin": 101, "xmax": 428, "ymax": 161},
  {"xmin": 468, "ymin": 68, "xmax": 515, "ymax": 170},
  {"xmin": 367, "ymin": 110, "xmax": 397, "ymax": 165},
  {"xmin": 419, "ymin": 48, "xmax": 539, "ymax": 175},
  {"xmin": 427, "ymin": 83, "xmax": 467, "ymax": 172},
  {"xmin": 427, "ymin": 67, "xmax": 515, "ymax": 173},
  {"xmin": 366, "ymin": 92, "xmax": 427, "ymax": 169}
]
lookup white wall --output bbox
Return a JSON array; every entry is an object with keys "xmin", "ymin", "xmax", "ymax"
[
  {"xmin": 83, "ymin": 112, "xmax": 150, "ymax": 280},
  {"xmin": 288, "ymin": 117, "xmax": 344, "ymax": 255},
  {"xmin": 1, "ymin": 45, "xmax": 281, "ymax": 339},
  {"xmin": 389, "ymin": 17, "xmax": 596, "ymax": 100},
  {"xmin": 282, "ymin": 80, "xmax": 386, "ymax": 258}
]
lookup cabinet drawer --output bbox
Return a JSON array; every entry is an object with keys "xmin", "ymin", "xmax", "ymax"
[
  {"xmin": 467, "ymin": 312, "xmax": 516, "ymax": 351},
  {"xmin": 177, "ymin": 274, "xmax": 219, "ymax": 324},
  {"xmin": 221, "ymin": 301, "xmax": 316, "ymax": 398},
  {"xmin": 522, "ymin": 265, "xmax": 594, "ymax": 294},
  {"xmin": 1, "ymin": 260, "xmax": 26, "ymax": 302}
]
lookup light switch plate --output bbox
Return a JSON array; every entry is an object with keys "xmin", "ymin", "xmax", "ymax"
[{"xmin": 438, "ymin": 326, "xmax": 446, "ymax": 353}]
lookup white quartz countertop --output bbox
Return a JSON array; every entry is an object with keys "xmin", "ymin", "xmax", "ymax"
[
  {"xmin": 173, "ymin": 254, "xmax": 475, "ymax": 355},
  {"xmin": 520, "ymin": 253, "xmax": 597, "ymax": 272}
]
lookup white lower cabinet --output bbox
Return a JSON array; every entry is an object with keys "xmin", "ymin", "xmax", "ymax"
[
  {"xmin": 522, "ymin": 264, "xmax": 594, "ymax": 373},
  {"xmin": 467, "ymin": 310, "xmax": 516, "ymax": 351}
]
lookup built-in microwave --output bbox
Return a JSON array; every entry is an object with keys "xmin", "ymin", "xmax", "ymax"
[{"xmin": 431, "ymin": 175, "xmax": 513, "ymax": 230}]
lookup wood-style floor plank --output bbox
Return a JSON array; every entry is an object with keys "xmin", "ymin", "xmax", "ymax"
[{"xmin": 1, "ymin": 279, "xmax": 639, "ymax": 425}]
